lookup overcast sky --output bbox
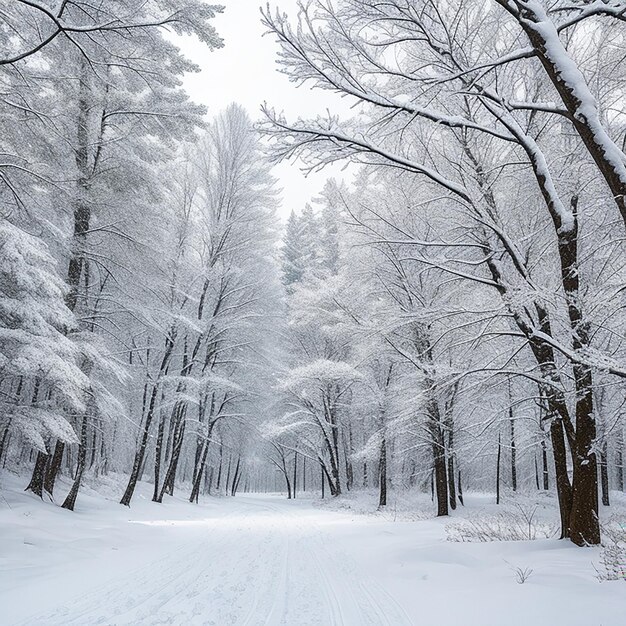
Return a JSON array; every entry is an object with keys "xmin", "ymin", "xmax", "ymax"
[{"xmin": 178, "ymin": 1, "xmax": 351, "ymax": 220}]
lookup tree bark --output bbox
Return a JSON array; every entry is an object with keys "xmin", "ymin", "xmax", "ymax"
[
  {"xmin": 429, "ymin": 399, "xmax": 448, "ymax": 516},
  {"xmin": 496, "ymin": 432, "xmax": 501, "ymax": 505},
  {"xmin": 541, "ymin": 439, "xmax": 550, "ymax": 490},
  {"xmin": 551, "ymin": 419, "xmax": 572, "ymax": 539},
  {"xmin": 600, "ymin": 440, "xmax": 610, "ymax": 507},
  {"xmin": 43, "ymin": 440, "xmax": 65, "ymax": 496},
  {"xmin": 616, "ymin": 427, "xmax": 624, "ymax": 492},
  {"xmin": 61, "ymin": 411, "xmax": 89, "ymax": 511},
  {"xmin": 378, "ymin": 436, "xmax": 387, "ymax": 508},
  {"xmin": 26, "ymin": 451, "xmax": 49, "ymax": 498},
  {"xmin": 293, "ymin": 451, "xmax": 298, "ymax": 499},
  {"xmin": 509, "ymin": 384, "xmax": 517, "ymax": 491},
  {"xmin": 447, "ymin": 433, "xmax": 457, "ymax": 511}
]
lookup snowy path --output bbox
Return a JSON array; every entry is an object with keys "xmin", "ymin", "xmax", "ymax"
[
  {"xmin": 1, "ymin": 485, "xmax": 624, "ymax": 626},
  {"xmin": 2, "ymin": 494, "xmax": 411, "ymax": 626}
]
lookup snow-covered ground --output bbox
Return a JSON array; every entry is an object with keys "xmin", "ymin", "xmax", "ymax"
[{"xmin": 1, "ymin": 474, "xmax": 624, "ymax": 626}]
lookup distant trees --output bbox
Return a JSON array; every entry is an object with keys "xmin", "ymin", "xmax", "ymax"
[{"xmin": 120, "ymin": 104, "xmax": 281, "ymax": 507}]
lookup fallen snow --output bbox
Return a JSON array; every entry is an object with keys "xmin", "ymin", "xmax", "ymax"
[{"xmin": 0, "ymin": 474, "xmax": 624, "ymax": 625}]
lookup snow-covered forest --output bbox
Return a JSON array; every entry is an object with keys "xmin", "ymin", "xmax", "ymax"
[{"xmin": 1, "ymin": 1, "xmax": 626, "ymax": 624}]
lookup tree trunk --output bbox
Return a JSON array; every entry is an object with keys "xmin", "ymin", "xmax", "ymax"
[
  {"xmin": 496, "ymin": 432, "xmax": 501, "ymax": 505},
  {"xmin": 43, "ymin": 440, "xmax": 65, "ymax": 496},
  {"xmin": 62, "ymin": 411, "xmax": 89, "ymax": 511},
  {"xmin": 600, "ymin": 439, "xmax": 610, "ymax": 507},
  {"xmin": 616, "ymin": 429, "xmax": 624, "ymax": 492},
  {"xmin": 569, "ymin": 367, "xmax": 600, "ymax": 546},
  {"xmin": 152, "ymin": 401, "xmax": 168, "ymax": 502},
  {"xmin": 231, "ymin": 457, "xmax": 241, "ymax": 497},
  {"xmin": 457, "ymin": 469, "xmax": 464, "ymax": 506},
  {"xmin": 120, "ymin": 385, "xmax": 159, "ymax": 506},
  {"xmin": 509, "ymin": 386, "xmax": 517, "ymax": 491},
  {"xmin": 26, "ymin": 451, "xmax": 49, "ymax": 498},
  {"xmin": 216, "ymin": 443, "xmax": 223, "ymax": 491},
  {"xmin": 541, "ymin": 439, "xmax": 550, "ymax": 490},
  {"xmin": 534, "ymin": 454, "xmax": 540, "ymax": 490},
  {"xmin": 378, "ymin": 436, "xmax": 387, "ymax": 508},
  {"xmin": 551, "ymin": 419, "xmax": 573, "ymax": 539},
  {"xmin": 447, "ymin": 433, "xmax": 457, "ymax": 511},
  {"xmin": 345, "ymin": 423, "xmax": 354, "ymax": 491},
  {"xmin": 0, "ymin": 424, "xmax": 10, "ymax": 465},
  {"xmin": 293, "ymin": 451, "xmax": 298, "ymax": 499},
  {"xmin": 159, "ymin": 417, "xmax": 186, "ymax": 500}
]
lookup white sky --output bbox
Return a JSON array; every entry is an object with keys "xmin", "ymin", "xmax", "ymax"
[{"xmin": 178, "ymin": 1, "xmax": 352, "ymax": 220}]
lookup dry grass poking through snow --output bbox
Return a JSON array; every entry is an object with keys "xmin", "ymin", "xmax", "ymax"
[
  {"xmin": 597, "ymin": 516, "xmax": 626, "ymax": 582},
  {"xmin": 445, "ymin": 502, "xmax": 558, "ymax": 542}
]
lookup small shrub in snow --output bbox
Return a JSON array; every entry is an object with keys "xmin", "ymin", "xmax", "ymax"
[
  {"xmin": 446, "ymin": 505, "xmax": 556, "ymax": 542},
  {"xmin": 509, "ymin": 565, "xmax": 533, "ymax": 584},
  {"xmin": 597, "ymin": 519, "xmax": 626, "ymax": 582}
]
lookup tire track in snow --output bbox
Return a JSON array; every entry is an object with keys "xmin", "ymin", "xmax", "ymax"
[
  {"xmin": 18, "ymin": 501, "xmax": 261, "ymax": 626},
  {"xmin": 17, "ymin": 497, "xmax": 413, "ymax": 626},
  {"xmin": 239, "ymin": 497, "xmax": 412, "ymax": 626}
]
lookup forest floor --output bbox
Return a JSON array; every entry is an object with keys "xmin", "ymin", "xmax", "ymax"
[{"xmin": 0, "ymin": 472, "xmax": 625, "ymax": 626}]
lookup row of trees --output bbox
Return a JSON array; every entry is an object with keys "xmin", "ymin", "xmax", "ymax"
[
  {"xmin": 0, "ymin": 3, "xmax": 283, "ymax": 510},
  {"xmin": 261, "ymin": 0, "xmax": 626, "ymax": 547}
]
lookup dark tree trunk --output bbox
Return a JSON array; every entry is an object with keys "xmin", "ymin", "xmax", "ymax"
[
  {"xmin": 600, "ymin": 440, "xmax": 610, "ymax": 507},
  {"xmin": 447, "ymin": 432, "xmax": 457, "ymax": 511},
  {"xmin": 378, "ymin": 437, "xmax": 387, "ymax": 508},
  {"xmin": 457, "ymin": 470, "xmax": 464, "ymax": 506},
  {"xmin": 190, "ymin": 442, "xmax": 209, "ymax": 504},
  {"xmin": 160, "ymin": 418, "xmax": 186, "ymax": 499},
  {"xmin": 0, "ymin": 424, "xmax": 11, "ymax": 466},
  {"xmin": 433, "ymin": 440, "xmax": 448, "ymax": 516},
  {"xmin": 329, "ymin": 411, "xmax": 342, "ymax": 496},
  {"xmin": 616, "ymin": 429, "xmax": 624, "ymax": 492},
  {"xmin": 541, "ymin": 439, "xmax": 550, "ymax": 490},
  {"xmin": 152, "ymin": 400, "xmax": 168, "ymax": 502},
  {"xmin": 551, "ymin": 419, "xmax": 572, "ymax": 539},
  {"xmin": 62, "ymin": 411, "xmax": 89, "ymax": 511},
  {"xmin": 509, "ymin": 391, "xmax": 517, "ymax": 491},
  {"xmin": 190, "ymin": 421, "xmax": 216, "ymax": 503},
  {"xmin": 496, "ymin": 433, "xmax": 501, "ymax": 505},
  {"xmin": 569, "ymin": 367, "xmax": 600, "ymax": 546},
  {"xmin": 231, "ymin": 458, "xmax": 241, "ymax": 497},
  {"xmin": 26, "ymin": 451, "xmax": 49, "ymax": 498},
  {"xmin": 225, "ymin": 455, "xmax": 232, "ymax": 495},
  {"xmin": 216, "ymin": 444, "xmax": 223, "ymax": 491},
  {"xmin": 345, "ymin": 424, "xmax": 354, "ymax": 491},
  {"xmin": 293, "ymin": 451, "xmax": 298, "ymax": 499},
  {"xmin": 431, "ymin": 417, "xmax": 448, "ymax": 516},
  {"xmin": 44, "ymin": 440, "xmax": 65, "ymax": 496},
  {"xmin": 534, "ymin": 454, "xmax": 540, "ymax": 490},
  {"xmin": 430, "ymin": 469, "xmax": 434, "ymax": 502},
  {"xmin": 120, "ymin": 385, "xmax": 159, "ymax": 507}
]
